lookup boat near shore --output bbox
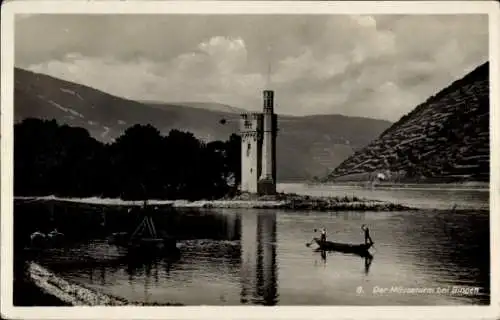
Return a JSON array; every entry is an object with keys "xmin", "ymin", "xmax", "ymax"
[
  {"xmin": 107, "ymin": 204, "xmax": 180, "ymax": 256},
  {"xmin": 28, "ymin": 229, "xmax": 66, "ymax": 250},
  {"xmin": 108, "ymin": 232, "xmax": 179, "ymax": 255}
]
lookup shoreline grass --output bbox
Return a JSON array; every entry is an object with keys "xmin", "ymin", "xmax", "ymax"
[{"xmin": 14, "ymin": 193, "xmax": 417, "ymax": 211}]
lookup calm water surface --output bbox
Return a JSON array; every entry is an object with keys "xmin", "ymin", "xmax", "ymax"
[
  {"xmin": 30, "ymin": 184, "xmax": 490, "ymax": 306},
  {"xmin": 278, "ymin": 183, "xmax": 489, "ymax": 210}
]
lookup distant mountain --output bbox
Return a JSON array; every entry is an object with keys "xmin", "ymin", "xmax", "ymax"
[
  {"xmin": 326, "ymin": 62, "xmax": 490, "ymax": 183},
  {"xmin": 14, "ymin": 67, "xmax": 392, "ymax": 181},
  {"xmin": 143, "ymin": 101, "xmax": 247, "ymax": 114}
]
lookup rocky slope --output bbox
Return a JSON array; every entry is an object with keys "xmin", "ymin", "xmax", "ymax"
[
  {"xmin": 327, "ymin": 62, "xmax": 490, "ymax": 183},
  {"xmin": 14, "ymin": 68, "xmax": 391, "ymax": 181}
]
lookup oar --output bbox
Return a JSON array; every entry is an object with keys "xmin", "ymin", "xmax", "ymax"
[
  {"xmin": 306, "ymin": 235, "xmax": 319, "ymax": 247},
  {"xmin": 305, "ymin": 238, "xmax": 314, "ymax": 247},
  {"xmin": 306, "ymin": 229, "xmax": 319, "ymax": 247}
]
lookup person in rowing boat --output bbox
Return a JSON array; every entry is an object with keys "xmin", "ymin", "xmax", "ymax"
[
  {"xmin": 361, "ymin": 224, "xmax": 374, "ymax": 246},
  {"xmin": 311, "ymin": 228, "xmax": 327, "ymax": 244},
  {"xmin": 320, "ymin": 228, "xmax": 327, "ymax": 243}
]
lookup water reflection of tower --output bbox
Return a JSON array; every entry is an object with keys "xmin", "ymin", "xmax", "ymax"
[{"xmin": 240, "ymin": 212, "xmax": 278, "ymax": 305}]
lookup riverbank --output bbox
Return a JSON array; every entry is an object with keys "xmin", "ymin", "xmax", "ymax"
[
  {"xmin": 14, "ymin": 270, "xmax": 71, "ymax": 306},
  {"xmin": 15, "ymin": 192, "xmax": 417, "ymax": 211},
  {"xmin": 302, "ymin": 181, "xmax": 489, "ymax": 191},
  {"xmin": 15, "ymin": 261, "xmax": 182, "ymax": 306}
]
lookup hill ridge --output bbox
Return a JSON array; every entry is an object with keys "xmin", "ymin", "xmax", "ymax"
[
  {"xmin": 15, "ymin": 67, "xmax": 392, "ymax": 182},
  {"xmin": 327, "ymin": 61, "xmax": 489, "ymax": 183}
]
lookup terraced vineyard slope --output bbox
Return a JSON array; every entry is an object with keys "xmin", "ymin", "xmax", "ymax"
[{"xmin": 327, "ymin": 62, "xmax": 489, "ymax": 183}]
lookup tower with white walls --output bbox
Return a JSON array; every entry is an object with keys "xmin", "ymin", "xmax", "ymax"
[
  {"xmin": 239, "ymin": 90, "xmax": 277, "ymax": 195},
  {"xmin": 240, "ymin": 113, "xmax": 263, "ymax": 193}
]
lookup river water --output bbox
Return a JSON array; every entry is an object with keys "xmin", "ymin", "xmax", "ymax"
[
  {"xmin": 25, "ymin": 184, "xmax": 490, "ymax": 306},
  {"xmin": 278, "ymin": 183, "xmax": 490, "ymax": 210}
]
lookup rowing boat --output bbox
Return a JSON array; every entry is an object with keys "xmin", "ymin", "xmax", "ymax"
[
  {"xmin": 107, "ymin": 206, "xmax": 179, "ymax": 256},
  {"xmin": 108, "ymin": 232, "xmax": 178, "ymax": 253},
  {"xmin": 312, "ymin": 237, "xmax": 373, "ymax": 256}
]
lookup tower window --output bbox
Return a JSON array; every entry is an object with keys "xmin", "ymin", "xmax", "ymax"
[{"xmin": 246, "ymin": 143, "xmax": 251, "ymax": 156}]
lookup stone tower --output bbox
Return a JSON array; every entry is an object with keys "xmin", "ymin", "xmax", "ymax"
[
  {"xmin": 240, "ymin": 113, "xmax": 263, "ymax": 193},
  {"xmin": 239, "ymin": 90, "xmax": 277, "ymax": 195},
  {"xmin": 258, "ymin": 90, "xmax": 277, "ymax": 195}
]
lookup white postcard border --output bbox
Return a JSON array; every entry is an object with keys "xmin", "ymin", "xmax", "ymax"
[{"xmin": 1, "ymin": 1, "xmax": 499, "ymax": 319}]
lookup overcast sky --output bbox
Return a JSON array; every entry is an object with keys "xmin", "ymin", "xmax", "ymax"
[{"xmin": 15, "ymin": 14, "xmax": 488, "ymax": 121}]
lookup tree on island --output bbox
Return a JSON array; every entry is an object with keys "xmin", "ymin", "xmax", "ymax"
[{"xmin": 14, "ymin": 118, "xmax": 241, "ymax": 201}]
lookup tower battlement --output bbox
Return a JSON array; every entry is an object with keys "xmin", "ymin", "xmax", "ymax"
[
  {"xmin": 263, "ymin": 90, "xmax": 274, "ymax": 113},
  {"xmin": 240, "ymin": 113, "xmax": 263, "ymax": 133}
]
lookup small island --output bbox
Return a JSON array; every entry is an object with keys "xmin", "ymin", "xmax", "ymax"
[{"xmin": 16, "ymin": 191, "xmax": 415, "ymax": 211}]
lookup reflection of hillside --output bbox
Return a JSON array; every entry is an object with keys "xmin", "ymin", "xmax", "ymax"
[
  {"xmin": 160, "ymin": 210, "xmax": 241, "ymax": 241},
  {"xmin": 82, "ymin": 257, "xmax": 166, "ymax": 303},
  {"xmin": 14, "ymin": 202, "xmax": 241, "ymax": 252},
  {"xmin": 26, "ymin": 207, "xmax": 243, "ymax": 302},
  {"xmin": 240, "ymin": 212, "xmax": 278, "ymax": 305},
  {"xmin": 123, "ymin": 211, "xmax": 242, "ymax": 284}
]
